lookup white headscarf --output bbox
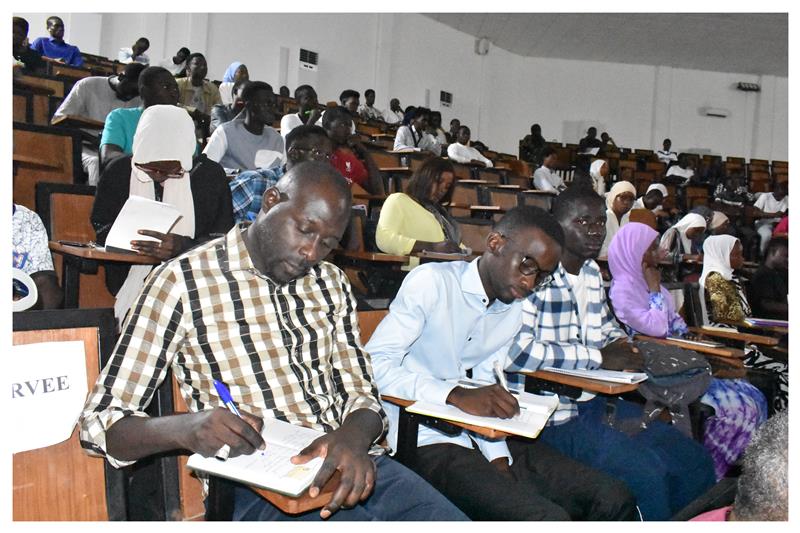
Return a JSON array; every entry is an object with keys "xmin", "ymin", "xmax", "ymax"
[
  {"xmin": 601, "ymin": 180, "xmax": 637, "ymax": 255},
  {"xmin": 116, "ymin": 104, "xmax": 197, "ymax": 324},
  {"xmin": 589, "ymin": 159, "xmax": 607, "ymax": 195},
  {"xmin": 646, "ymin": 183, "xmax": 668, "ymax": 197},
  {"xmin": 660, "ymin": 212, "xmax": 706, "ymax": 254},
  {"xmin": 710, "ymin": 211, "xmax": 729, "ymax": 231},
  {"xmin": 605, "ymin": 180, "xmax": 637, "ymax": 211},
  {"xmin": 699, "ymin": 235, "xmax": 739, "ymax": 288}
]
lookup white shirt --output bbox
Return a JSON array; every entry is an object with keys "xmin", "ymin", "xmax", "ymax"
[
  {"xmin": 564, "ymin": 269, "xmax": 591, "ymax": 343},
  {"xmin": 666, "ymin": 165, "xmax": 694, "ymax": 182},
  {"xmin": 159, "ymin": 57, "xmax": 185, "ymax": 76},
  {"xmin": 13, "ymin": 204, "xmax": 54, "ymax": 275},
  {"xmin": 656, "ymin": 150, "xmax": 678, "ymax": 164},
  {"xmin": 53, "ymin": 76, "xmax": 140, "ymax": 122},
  {"xmin": 532, "ymin": 166, "xmax": 563, "ymax": 193},
  {"xmin": 447, "ymin": 142, "xmax": 493, "ymax": 167},
  {"xmin": 394, "ymin": 125, "xmax": 439, "ymax": 154},
  {"xmin": 754, "ymin": 192, "xmax": 788, "ymax": 225},
  {"xmin": 203, "ymin": 119, "xmax": 285, "ymax": 171},
  {"xmin": 358, "ymin": 103, "xmax": 384, "ymax": 121},
  {"xmin": 218, "ymin": 81, "xmax": 234, "ymax": 106},
  {"xmin": 118, "ymin": 47, "xmax": 149, "ymax": 65},
  {"xmin": 387, "ymin": 109, "xmax": 405, "ymax": 125}
]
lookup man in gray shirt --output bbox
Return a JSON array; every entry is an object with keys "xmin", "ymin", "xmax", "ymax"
[
  {"xmin": 52, "ymin": 62, "xmax": 146, "ymax": 184},
  {"xmin": 203, "ymin": 81, "xmax": 284, "ymax": 173}
]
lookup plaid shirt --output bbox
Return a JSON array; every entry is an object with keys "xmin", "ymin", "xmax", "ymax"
[
  {"xmin": 228, "ymin": 166, "xmax": 285, "ymax": 223},
  {"xmin": 506, "ymin": 260, "xmax": 625, "ymax": 424},
  {"xmin": 79, "ymin": 225, "xmax": 386, "ymax": 468}
]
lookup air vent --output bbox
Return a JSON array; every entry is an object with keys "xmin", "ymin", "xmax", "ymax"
[
  {"xmin": 440, "ymin": 90, "xmax": 453, "ymax": 108},
  {"xmin": 299, "ymin": 48, "xmax": 318, "ymax": 66}
]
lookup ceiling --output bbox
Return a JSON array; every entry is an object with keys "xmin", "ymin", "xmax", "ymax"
[{"xmin": 424, "ymin": 13, "xmax": 788, "ymax": 77}]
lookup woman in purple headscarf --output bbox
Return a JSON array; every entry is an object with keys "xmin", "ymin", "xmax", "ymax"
[{"xmin": 607, "ymin": 222, "xmax": 767, "ymax": 480}]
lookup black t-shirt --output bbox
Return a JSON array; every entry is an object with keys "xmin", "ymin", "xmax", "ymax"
[{"xmin": 748, "ymin": 265, "xmax": 788, "ymax": 319}]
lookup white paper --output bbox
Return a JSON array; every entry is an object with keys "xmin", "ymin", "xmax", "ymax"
[
  {"xmin": 541, "ymin": 367, "xmax": 648, "ymax": 384},
  {"xmin": 105, "ymin": 195, "xmax": 182, "ymax": 252},
  {"xmin": 8, "ymin": 341, "xmax": 88, "ymax": 453},
  {"xmin": 186, "ymin": 418, "xmax": 325, "ymax": 497}
]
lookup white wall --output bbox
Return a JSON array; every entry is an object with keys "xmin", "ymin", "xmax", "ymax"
[{"xmin": 15, "ymin": 12, "xmax": 787, "ymax": 161}]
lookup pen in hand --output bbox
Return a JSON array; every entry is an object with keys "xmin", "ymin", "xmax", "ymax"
[
  {"xmin": 493, "ymin": 361, "xmax": 509, "ymax": 391},
  {"xmin": 213, "ymin": 379, "xmax": 242, "ymax": 460}
]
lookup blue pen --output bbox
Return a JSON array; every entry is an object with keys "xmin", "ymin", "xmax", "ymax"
[{"xmin": 213, "ymin": 379, "xmax": 242, "ymax": 418}]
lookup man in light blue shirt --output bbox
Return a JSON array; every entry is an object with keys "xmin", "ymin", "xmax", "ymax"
[{"xmin": 367, "ymin": 206, "xmax": 637, "ymax": 521}]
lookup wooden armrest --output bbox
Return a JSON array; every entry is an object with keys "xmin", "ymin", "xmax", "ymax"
[
  {"xmin": 49, "ymin": 241, "xmax": 161, "ymax": 264},
  {"xmin": 636, "ymin": 334, "xmax": 744, "ymax": 357},
  {"xmin": 377, "ymin": 166, "xmax": 411, "ymax": 172},
  {"xmin": 333, "ymin": 249, "xmax": 409, "ymax": 264},
  {"xmin": 250, "ymin": 471, "xmax": 340, "ymax": 515},
  {"xmin": 689, "ymin": 327, "xmax": 779, "ymax": 347},
  {"xmin": 380, "ymin": 395, "xmax": 510, "ymax": 439},
  {"xmin": 520, "ymin": 370, "xmax": 640, "ymax": 395}
]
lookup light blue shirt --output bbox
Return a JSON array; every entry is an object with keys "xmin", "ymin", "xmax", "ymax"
[{"xmin": 367, "ymin": 258, "xmax": 523, "ymax": 463}]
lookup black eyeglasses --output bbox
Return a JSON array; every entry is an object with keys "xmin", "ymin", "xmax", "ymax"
[
  {"xmin": 291, "ymin": 147, "xmax": 332, "ymax": 161},
  {"xmin": 501, "ymin": 234, "xmax": 555, "ymax": 287},
  {"xmin": 134, "ymin": 162, "xmax": 186, "ymax": 180}
]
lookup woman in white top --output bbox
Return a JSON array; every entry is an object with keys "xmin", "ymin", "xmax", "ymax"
[
  {"xmin": 394, "ymin": 107, "xmax": 440, "ymax": 155},
  {"xmin": 659, "ymin": 212, "xmax": 706, "ymax": 257},
  {"xmin": 600, "ymin": 180, "xmax": 636, "ymax": 256},
  {"xmin": 532, "ymin": 146, "xmax": 564, "ymax": 193},
  {"xmin": 218, "ymin": 61, "xmax": 248, "ymax": 105},
  {"xmin": 589, "ymin": 159, "xmax": 609, "ymax": 195},
  {"xmin": 446, "ymin": 126, "xmax": 493, "ymax": 167}
]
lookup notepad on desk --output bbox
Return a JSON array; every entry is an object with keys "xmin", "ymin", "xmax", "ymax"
[
  {"xmin": 405, "ymin": 392, "xmax": 559, "ymax": 439},
  {"xmin": 186, "ymin": 418, "xmax": 325, "ymax": 497},
  {"xmin": 666, "ymin": 337, "xmax": 725, "ymax": 348},
  {"xmin": 540, "ymin": 367, "xmax": 648, "ymax": 384},
  {"xmin": 744, "ymin": 318, "xmax": 788, "ymax": 328},
  {"xmin": 104, "ymin": 196, "xmax": 182, "ymax": 253}
]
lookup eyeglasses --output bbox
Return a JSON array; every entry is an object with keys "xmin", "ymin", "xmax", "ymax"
[
  {"xmin": 134, "ymin": 162, "xmax": 186, "ymax": 180},
  {"xmin": 501, "ymin": 234, "xmax": 555, "ymax": 287}
]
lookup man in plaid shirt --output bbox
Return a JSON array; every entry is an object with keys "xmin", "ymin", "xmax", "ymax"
[
  {"xmin": 505, "ymin": 184, "xmax": 715, "ymax": 520},
  {"xmin": 79, "ymin": 162, "xmax": 466, "ymax": 521}
]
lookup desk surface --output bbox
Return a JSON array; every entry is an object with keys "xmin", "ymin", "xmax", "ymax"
[
  {"xmin": 520, "ymin": 369, "xmax": 641, "ymax": 395},
  {"xmin": 381, "ymin": 395, "xmax": 511, "ymax": 439},
  {"xmin": 51, "ymin": 114, "xmax": 105, "ymax": 130},
  {"xmin": 637, "ymin": 334, "xmax": 744, "ymax": 357},
  {"xmin": 333, "ymin": 249, "xmax": 409, "ymax": 264},
  {"xmin": 49, "ymin": 241, "xmax": 161, "ymax": 265}
]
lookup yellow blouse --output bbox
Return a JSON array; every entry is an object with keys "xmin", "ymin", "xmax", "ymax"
[{"xmin": 376, "ymin": 193, "xmax": 449, "ymax": 255}]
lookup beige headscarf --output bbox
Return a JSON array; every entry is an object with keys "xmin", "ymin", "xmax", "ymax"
[
  {"xmin": 115, "ymin": 104, "xmax": 197, "ymax": 323},
  {"xmin": 605, "ymin": 180, "xmax": 637, "ymax": 211},
  {"xmin": 710, "ymin": 211, "xmax": 729, "ymax": 231}
]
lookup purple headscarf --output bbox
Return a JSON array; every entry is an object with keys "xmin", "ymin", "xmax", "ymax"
[{"xmin": 608, "ymin": 222, "xmax": 677, "ymax": 337}]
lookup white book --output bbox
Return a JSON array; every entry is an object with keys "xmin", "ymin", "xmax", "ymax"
[
  {"xmin": 186, "ymin": 418, "xmax": 325, "ymax": 497},
  {"xmin": 405, "ymin": 392, "xmax": 559, "ymax": 439},
  {"xmin": 105, "ymin": 195, "xmax": 182, "ymax": 253},
  {"xmin": 666, "ymin": 337, "xmax": 725, "ymax": 348},
  {"xmin": 540, "ymin": 367, "xmax": 648, "ymax": 384}
]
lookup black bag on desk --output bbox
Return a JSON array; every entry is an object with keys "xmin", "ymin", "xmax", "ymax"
[{"xmin": 635, "ymin": 341, "xmax": 712, "ymax": 437}]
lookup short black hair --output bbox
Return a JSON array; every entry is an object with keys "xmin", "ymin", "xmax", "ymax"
[
  {"xmin": 541, "ymin": 146, "xmax": 557, "ymax": 159},
  {"xmin": 241, "ymin": 81, "xmax": 273, "ymax": 103},
  {"xmin": 121, "ymin": 62, "xmax": 147, "ymax": 81},
  {"xmin": 414, "ymin": 107, "xmax": 431, "ymax": 120},
  {"xmin": 457, "ymin": 125, "xmax": 470, "ymax": 136},
  {"xmin": 285, "ymin": 124, "xmax": 329, "ymax": 151},
  {"xmin": 135, "ymin": 37, "xmax": 150, "ymax": 46},
  {"xmin": 551, "ymin": 182, "xmax": 603, "ymax": 222},
  {"xmin": 295, "ymin": 84, "xmax": 316, "ymax": 99},
  {"xmin": 339, "ymin": 89, "xmax": 360, "ymax": 103},
  {"xmin": 13, "ymin": 16, "xmax": 29, "ymax": 32},
  {"xmin": 185, "ymin": 52, "xmax": 206, "ymax": 65},
  {"xmin": 138, "ymin": 66, "xmax": 172, "ymax": 91},
  {"xmin": 766, "ymin": 235, "xmax": 788, "ymax": 256},
  {"xmin": 321, "ymin": 106, "xmax": 353, "ymax": 130},
  {"xmin": 47, "ymin": 16, "xmax": 63, "ymax": 26},
  {"xmin": 277, "ymin": 161, "xmax": 352, "ymax": 212},
  {"xmin": 364, "ymin": 88, "xmax": 375, "ymax": 97},
  {"xmin": 177, "ymin": 47, "xmax": 190, "ymax": 56},
  {"xmin": 493, "ymin": 206, "xmax": 565, "ymax": 248}
]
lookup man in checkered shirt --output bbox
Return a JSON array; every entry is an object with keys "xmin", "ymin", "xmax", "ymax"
[
  {"xmin": 79, "ymin": 161, "xmax": 466, "ymax": 521},
  {"xmin": 505, "ymin": 183, "xmax": 715, "ymax": 520}
]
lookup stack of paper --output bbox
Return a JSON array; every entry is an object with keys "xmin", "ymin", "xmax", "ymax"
[
  {"xmin": 105, "ymin": 196, "xmax": 182, "ymax": 253},
  {"xmin": 540, "ymin": 367, "xmax": 648, "ymax": 384},
  {"xmin": 186, "ymin": 418, "xmax": 324, "ymax": 497}
]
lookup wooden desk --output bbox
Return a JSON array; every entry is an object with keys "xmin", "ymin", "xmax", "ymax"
[
  {"xmin": 333, "ymin": 249, "xmax": 409, "ymax": 264},
  {"xmin": 414, "ymin": 251, "xmax": 478, "ymax": 263},
  {"xmin": 636, "ymin": 334, "xmax": 744, "ymax": 357},
  {"xmin": 49, "ymin": 241, "xmax": 160, "ymax": 308},
  {"xmin": 51, "ymin": 114, "xmax": 105, "ymax": 130},
  {"xmin": 377, "ymin": 166, "xmax": 411, "ymax": 172},
  {"xmin": 521, "ymin": 370, "xmax": 641, "ymax": 397}
]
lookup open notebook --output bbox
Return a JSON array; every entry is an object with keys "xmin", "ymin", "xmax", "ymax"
[
  {"xmin": 186, "ymin": 418, "xmax": 325, "ymax": 497},
  {"xmin": 105, "ymin": 196, "xmax": 182, "ymax": 253}
]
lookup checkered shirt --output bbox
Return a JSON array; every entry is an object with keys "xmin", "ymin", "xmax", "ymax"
[{"xmin": 228, "ymin": 166, "xmax": 285, "ymax": 223}]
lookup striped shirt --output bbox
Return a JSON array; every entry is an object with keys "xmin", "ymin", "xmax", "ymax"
[
  {"xmin": 79, "ymin": 225, "xmax": 386, "ymax": 468},
  {"xmin": 506, "ymin": 260, "xmax": 625, "ymax": 424}
]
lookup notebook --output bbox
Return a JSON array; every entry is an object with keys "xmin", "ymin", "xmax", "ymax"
[
  {"xmin": 540, "ymin": 367, "xmax": 649, "ymax": 384},
  {"xmin": 104, "ymin": 196, "xmax": 182, "ymax": 253}
]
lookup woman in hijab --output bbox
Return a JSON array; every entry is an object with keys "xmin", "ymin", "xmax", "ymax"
[
  {"xmin": 376, "ymin": 157, "xmax": 464, "ymax": 261},
  {"xmin": 218, "ymin": 61, "xmax": 249, "ymax": 105},
  {"xmin": 660, "ymin": 212, "xmax": 706, "ymax": 258},
  {"xmin": 608, "ymin": 223, "xmax": 767, "ymax": 480},
  {"xmin": 91, "ymin": 105, "xmax": 234, "ymax": 323},
  {"xmin": 589, "ymin": 159, "xmax": 609, "ymax": 195},
  {"xmin": 600, "ymin": 180, "xmax": 636, "ymax": 256},
  {"xmin": 709, "ymin": 211, "xmax": 730, "ymax": 235},
  {"xmin": 701, "ymin": 235, "xmax": 788, "ymax": 410}
]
